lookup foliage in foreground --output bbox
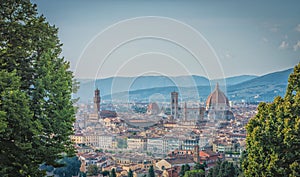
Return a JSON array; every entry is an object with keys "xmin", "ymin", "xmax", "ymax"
[
  {"xmin": 243, "ymin": 63, "xmax": 300, "ymax": 176},
  {"xmin": 0, "ymin": 0, "xmax": 77, "ymax": 176}
]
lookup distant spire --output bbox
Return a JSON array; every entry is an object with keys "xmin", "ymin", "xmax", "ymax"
[
  {"xmin": 215, "ymin": 82, "xmax": 219, "ymax": 90},
  {"xmin": 184, "ymin": 102, "xmax": 187, "ymax": 121},
  {"xmin": 215, "ymin": 83, "xmax": 219, "ymax": 105}
]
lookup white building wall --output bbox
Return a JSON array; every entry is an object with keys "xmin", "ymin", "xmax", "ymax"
[{"xmin": 147, "ymin": 138, "xmax": 164, "ymax": 154}]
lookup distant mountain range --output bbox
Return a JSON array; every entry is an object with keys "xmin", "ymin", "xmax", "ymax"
[{"xmin": 74, "ymin": 68, "xmax": 293, "ymax": 103}]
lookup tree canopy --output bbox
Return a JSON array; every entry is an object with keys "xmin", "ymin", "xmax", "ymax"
[
  {"xmin": 194, "ymin": 162, "xmax": 206, "ymax": 171},
  {"xmin": 184, "ymin": 169, "xmax": 205, "ymax": 177},
  {"xmin": 87, "ymin": 164, "xmax": 99, "ymax": 176},
  {"xmin": 0, "ymin": 0, "xmax": 76, "ymax": 176},
  {"xmin": 243, "ymin": 63, "xmax": 300, "ymax": 176},
  {"xmin": 207, "ymin": 160, "xmax": 239, "ymax": 177},
  {"xmin": 180, "ymin": 164, "xmax": 191, "ymax": 177},
  {"xmin": 54, "ymin": 156, "xmax": 81, "ymax": 177}
]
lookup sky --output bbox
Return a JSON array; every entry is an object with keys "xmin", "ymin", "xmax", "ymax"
[{"xmin": 32, "ymin": 0, "xmax": 300, "ymax": 80}]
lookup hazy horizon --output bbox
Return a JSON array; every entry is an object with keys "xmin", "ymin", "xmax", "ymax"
[{"xmin": 76, "ymin": 67, "xmax": 292, "ymax": 80}]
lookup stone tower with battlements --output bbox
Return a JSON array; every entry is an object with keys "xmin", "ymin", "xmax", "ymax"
[{"xmin": 94, "ymin": 88, "xmax": 101, "ymax": 113}]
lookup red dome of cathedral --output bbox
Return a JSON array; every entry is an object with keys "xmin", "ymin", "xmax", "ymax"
[{"xmin": 206, "ymin": 83, "xmax": 230, "ymax": 110}]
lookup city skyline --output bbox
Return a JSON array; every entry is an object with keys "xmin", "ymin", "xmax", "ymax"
[
  {"xmin": 2, "ymin": 1, "xmax": 299, "ymax": 176},
  {"xmin": 32, "ymin": 0, "xmax": 300, "ymax": 79}
]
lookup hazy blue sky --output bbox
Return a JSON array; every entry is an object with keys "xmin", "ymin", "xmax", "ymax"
[{"xmin": 32, "ymin": 0, "xmax": 300, "ymax": 79}]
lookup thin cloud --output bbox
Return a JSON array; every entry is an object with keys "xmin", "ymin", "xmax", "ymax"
[
  {"xmin": 293, "ymin": 41, "xmax": 300, "ymax": 51},
  {"xmin": 262, "ymin": 37, "xmax": 268, "ymax": 43},
  {"xmin": 268, "ymin": 24, "xmax": 280, "ymax": 33},
  {"xmin": 223, "ymin": 50, "xmax": 234, "ymax": 59},
  {"xmin": 296, "ymin": 24, "xmax": 300, "ymax": 32},
  {"xmin": 225, "ymin": 53, "xmax": 232, "ymax": 59},
  {"xmin": 279, "ymin": 41, "xmax": 289, "ymax": 49},
  {"xmin": 270, "ymin": 27, "xmax": 279, "ymax": 32}
]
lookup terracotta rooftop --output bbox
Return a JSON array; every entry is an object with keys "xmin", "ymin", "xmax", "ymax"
[{"xmin": 164, "ymin": 157, "xmax": 194, "ymax": 165}]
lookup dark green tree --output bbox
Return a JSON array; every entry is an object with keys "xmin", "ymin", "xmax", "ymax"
[
  {"xmin": 110, "ymin": 168, "xmax": 117, "ymax": 177},
  {"xmin": 0, "ymin": 74, "xmax": 8, "ymax": 134},
  {"xmin": 0, "ymin": 0, "xmax": 77, "ymax": 176},
  {"xmin": 39, "ymin": 164, "xmax": 54, "ymax": 173},
  {"xmin": 128, "ymin": 168, "xmax": 134, "ymax": 177},
  {"xmin": 184, "ymin": 169, "xmax": 205, "ymax": 177},
  {"xmin": 96, "ymin": 148, "xmax": 103, "ymax": 153},
  {"xmin": 148, "ymin": 165, "xmax": 155, "ymax": 177},
  {"xmin": 243, "ymin": 63, "xmax": 300, "ymax": 177},
  {"xmin": 180, "ymin": 164, "xmax": 191, "ymax": 177},
  {"xmin": 0, "ymin": 71, "xmax": 41, "ymax": 176},
  {"xmin": 239, "ymin": 151, "xmax": 247, "ymax": 176},
  {"xmin": 207, "ymin": 161, "xmax": 239, "ymax": 177},
  {"xmin": 184, "ymin": 164, "xmax": 191, "ymax": 171},
  {"xmin": 101, "ymin": 170, "xmax": 110, "ymax": 176},
  {"xmin": 87, "ymin": 164, "xmax": 99, "ymax": 176},
  {"xmin": 54, "ymin": 156, "xmax": 81, "ymax": 177},
  {"xmin": 180, "ymin": 165, "xmax": 186, "ymax": 177},
  {"xmin": 194, "ymin": 163, "xmax": 206, "ymax": 171},
  {"xmin": 194, "ymin": 163, "xmax": 201, "ymax": 170},
  {"xmin": 79, "ymin": 172, "xmax": 87, "ymax": 177}
]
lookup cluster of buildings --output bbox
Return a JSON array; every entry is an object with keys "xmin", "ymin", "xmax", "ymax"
[{"xmin": 71, "ymin": 84, "xmax": 257, "ymax": 176}]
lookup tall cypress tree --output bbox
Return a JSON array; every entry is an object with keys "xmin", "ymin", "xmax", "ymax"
[
  {"xmin": 0, "ymin": 0, "xmax": 76, "ymax": 176},
  {"xmin": 128, "ymin": 169, "xmax": 134, "ymax": 177},
  {"xmin": 110, "ymin": 168, "xmax": 117, "ymax": 177},
  {"xmin": 243, "ymin": 63, "xmax": 300, "ymax": 176},
  {"xmin": 148, "ymin": 165, "xmax": 155, "ymax": 177}
]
